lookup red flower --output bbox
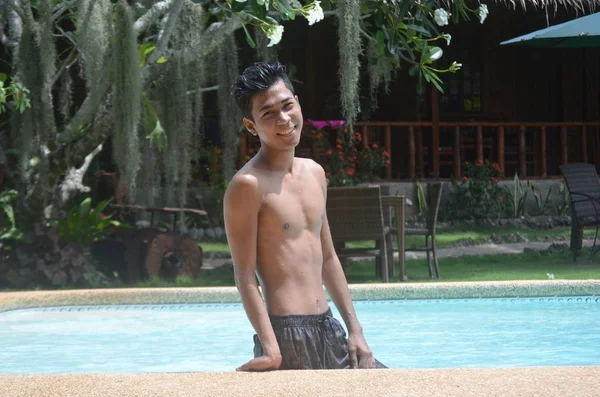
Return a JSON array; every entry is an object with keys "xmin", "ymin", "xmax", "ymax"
[
  {"xmin": 326, "ymin": 149, "xmax": 333, "ymax": 155},
  {"xmin": 316, "ymin": 133, "xmax": 324, "ymax": 140},
  {"xmin": 355, "ymin": 133, "xmax": 362, "ymax": 141},
  {"xmin": 347, "ymin": 168, "xmax": 355, "ymax": 176},
  {"xmin": 383, "ymin": 151, "xmax": 390, "ymax": 158},
  {"xmin": 372, "ymin": 143, "xmax": 379, "ymax": 149},
  {"xmin": 336, "ymin": 144, "xmax": 343, "ymax": 150},
  {"xmin": 476, "ymin": 160, "xmax": 483, "ymax": 167},
  {"xmin": 336, "ymin": 138, "xmax": 343, "ymax": 144}
]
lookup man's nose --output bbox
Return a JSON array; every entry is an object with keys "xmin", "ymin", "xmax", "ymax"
[{"xmin": 276, "ymin": 111, "xmax": 291, "ymax": 125}]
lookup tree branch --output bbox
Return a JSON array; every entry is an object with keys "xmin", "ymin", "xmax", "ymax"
[
  {"xmin": 134, "ymin": 0, "xmax": 174, "ymax": 36},
  {"xmin": 4, "ymin": 0, "xmax": 25, "ymax": 23},
  {"xmin": 147, "ymin": 0, "xmax": 185, "ymax": 64},
  {"xmin": 18, "ymin": 0, "xmax": 36, "ymax": 30},
  {"xmin": 52, "ymin": 0, "xmax": 79, "ymax": 22},
  {"xmin": 57, "ymin": 17, "xmax": 243, "ymax": 192},
  {"xmin": 182, "ymin": 17, "xmax": 242, "ymax": 67},
  {"xmin": 51, "ymin": 47, "xmax": 77, "ymax": 87}
]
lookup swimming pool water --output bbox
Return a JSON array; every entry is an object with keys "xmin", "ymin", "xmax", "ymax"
[{"xmin": 1, "ymin": 297, "xmax": 599, "ymax": 375}]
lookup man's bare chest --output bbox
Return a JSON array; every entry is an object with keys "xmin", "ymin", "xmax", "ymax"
[{"xmin": 259, "ymin": 179, "xmax": 325, "ymax": 234}]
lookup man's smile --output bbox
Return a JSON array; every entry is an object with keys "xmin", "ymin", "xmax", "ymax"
[{"xmin": 277, "ymin": 127, "xmax": 296, "ymax": 136}]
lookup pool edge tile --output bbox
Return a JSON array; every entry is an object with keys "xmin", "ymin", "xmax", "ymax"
[{"xmin": 2, "ymin": 280, "xmax": 600, "ymax": 312}]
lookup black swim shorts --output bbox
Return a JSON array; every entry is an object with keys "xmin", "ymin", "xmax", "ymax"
[{"xmin": 253, "ymin": 308, "xmax": 387, "ymax": 370}]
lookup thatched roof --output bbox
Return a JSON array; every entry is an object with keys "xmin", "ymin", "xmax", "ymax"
[{"xmin": 497, "ymin": 0, "xmax": 599, "ymax": 14}]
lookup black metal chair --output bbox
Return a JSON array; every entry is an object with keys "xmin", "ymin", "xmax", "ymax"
[
  {"xmin": 403, "ymin": 183, "xmax": 444, "ymax": 279},
  {"xmin": 559, "ymin": 163, "xmax": 600, "ymax": 260}
]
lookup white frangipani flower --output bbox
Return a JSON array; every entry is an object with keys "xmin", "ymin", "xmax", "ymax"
[
  {"xmin": 443, "ymin": 33, "xmax": 451, "ymax": 46},
  {"xmin": 478, "ymin": 4, "xmax": 489, "ymax": 24},
  {"xmin": 305, "ymin": 1, "xmax": 324, "ymax": 25},
  {"xmin": 434, "ymin": 9, "xmax": 449, "ymax": 26},
  {"xmin": 266, "ymin": 25, "xmax": 284, "ymax": 47}
]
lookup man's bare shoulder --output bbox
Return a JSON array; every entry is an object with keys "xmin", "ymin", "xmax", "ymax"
[
  {"xmin": 224, "ymin": 169, "xmax": 261, "ymax": 206},
  {"xmin": 296, "ymin": 157, "xmax": 326, "ymax": 182}
]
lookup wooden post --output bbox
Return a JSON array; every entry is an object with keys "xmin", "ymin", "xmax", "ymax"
[
  {"xmin": 533, "ymin": 129, "xmax": 539, "ymax": 176},
  {"xmin": 432, "ymin": 85, "xmax": 440, "ymax": 179},
  {"xmin": 385, "ymin": 126, "xmax": 392, "ymax": 179},
  {"xmin": 362, "ymin": 125, "xmax": 369, "ymax": 149},
  {"xmin": 560, "ymin": 126, "xmax": 568, "ymax": 165},
  {"xmin": 453, "ymin": 126, "xmax": 461, "ymax": 178},
  {"xmin": 417, "ymin": 128, "xmax": 424, "ymax": 178},
  {"xmin": 519, "ymin": 125, "xmax": 526, "ymax": 177},
  {"xmin": 497, "ymin": 126, "xmax": 505, "ymax": 177},
  {"xmin": 408, "ymin": 126, "xmax": 416, "ymax": 180},
  {"xmin": 582, "ymin": 126, "xmax": 588, "ymax": 163},
  {"xmin": 476, "ymin": 126, "xmax": 483, "ymax": 162},
  {"xmin": 540, "ymin": 126, "xmax": 547, "ymax": 177}
]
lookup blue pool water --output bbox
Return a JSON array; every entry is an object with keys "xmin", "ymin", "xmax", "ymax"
[{"xmin": 1, "ymin": 297, "xmax": 599, "ymax": 375}]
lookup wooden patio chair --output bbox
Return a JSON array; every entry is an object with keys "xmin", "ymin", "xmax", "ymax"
[
  {"xmin": 559, "ymin": 163, "xmax": 600, "ymax": 260},
  {"xmin": 403, "ymin": 183, "xmax": 444, "ymax": 279},
  {"xmin": 326, "ymin": 185, "xmax": 392, "ymax": 282}
]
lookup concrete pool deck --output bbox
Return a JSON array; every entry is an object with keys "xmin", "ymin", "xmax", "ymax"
[{"xmin": 2, "ymin": 280, "xmax": 600, "ymax": 396}]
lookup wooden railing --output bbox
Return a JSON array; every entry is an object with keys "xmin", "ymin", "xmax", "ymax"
[{"xmin": 239, "ymin": 121, "xmax": 600, "ymax": 180}]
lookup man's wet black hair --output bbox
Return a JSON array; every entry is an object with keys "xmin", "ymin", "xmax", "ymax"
[{"xmin": 231, "ymin": 62, "xmax": 296, "ymax": 120}]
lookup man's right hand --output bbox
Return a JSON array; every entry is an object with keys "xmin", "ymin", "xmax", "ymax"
[{"xmin": 236, "ymin": 354, "xmax": 283, "ymax": 372}]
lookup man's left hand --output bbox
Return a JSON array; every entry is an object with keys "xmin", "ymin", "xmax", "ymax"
[{"xmin": 347, "ymin": 332, "xmax": 375, "ymax": 369}]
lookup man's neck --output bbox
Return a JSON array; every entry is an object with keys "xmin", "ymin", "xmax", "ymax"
[{"xmin": 256, "ymin": 146, "xmax": 295, "ymax": 173}]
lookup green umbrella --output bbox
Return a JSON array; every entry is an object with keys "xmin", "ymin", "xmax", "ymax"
[{"xmin": 500, "ymin": 11, "xmax": 600, "ymax": 48}]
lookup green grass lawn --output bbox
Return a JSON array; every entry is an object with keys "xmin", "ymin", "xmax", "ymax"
[
  {"xmin": 119, "ymin": 248, "xmax": 599, "ymax": 289},
  {"xmin": 199, "ymin": 225, "xmax": 592, "ymax": 253},
  {"xmin": 345, "ymin": 249, "xmax": 600, "ymax": 283}
]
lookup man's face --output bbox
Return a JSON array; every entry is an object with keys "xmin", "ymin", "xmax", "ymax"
[{"xmin": 243, "ymin": 79, "xmax": 303, "ymax": 150}]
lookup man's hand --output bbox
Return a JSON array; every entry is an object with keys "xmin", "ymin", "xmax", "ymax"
[
  {"xmin": 347, "ymin": 332, "xmax": 375, "ymax": 369},
  {"xmin": 236, "ymin": 354, "xmax": 283, "ymax": 372}
]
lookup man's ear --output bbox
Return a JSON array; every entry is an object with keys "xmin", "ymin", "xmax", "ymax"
[{"xmin": 243, "ymin": 117, "xmax": 257, "ymax": 136}]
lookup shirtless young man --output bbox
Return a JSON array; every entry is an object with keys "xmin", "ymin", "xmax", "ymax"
[{"xmin": 224, "ymin": 62, "xmax": 385, "ymax": 371}]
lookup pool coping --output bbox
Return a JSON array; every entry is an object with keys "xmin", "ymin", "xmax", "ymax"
[{"xmin": 1, "ymin": 280, "xmax": 599, "ymax": 313}]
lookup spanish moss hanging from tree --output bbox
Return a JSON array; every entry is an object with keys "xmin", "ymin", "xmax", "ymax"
[
  {"xmin": 112, "ymin": 0, "xmax": 142, "ymax": 196},
  {"xmin": 337, "ymin": 0, "xmax": 362, "ymax": 134},
  {"xmin": 217, "ymin": 34, "xmax": 242, "ymax": 183}
]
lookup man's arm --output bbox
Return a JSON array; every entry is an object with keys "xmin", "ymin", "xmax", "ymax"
[
  {"xmin": 313, "ymin": 163, "xmax": 375, "ymax": 369},
  {"xmin": 223, "ymin": 174, "xmax": 282, "ymax": 371}
]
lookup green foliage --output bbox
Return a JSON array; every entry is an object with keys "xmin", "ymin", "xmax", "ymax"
[
  {"xmin": 556, "ymin": 183, "xmax": 571, "ymax": 216},
  {"xmin": 504, "ymin": 173, "xmax": 528, "ymax": 218},
  {"xmin": 307, "ymin": 124, "xmax": 389, "ymax": 186},
  {"xmin": 0, "ymin": 75, "xmax": 31, "ymax": 114},
  {"xmin": 447, "ymin": 160, "xmax": 506, "ymax": 220},
  {"xmin": 0, "ymin": 190, "xmax": 24, "ymax": 241},
  {"xmin": 415, "ymin": 179, "xmax": 428, "ymax": 216},
  {"xmin": 530, "ymin": 182, "xmax": 553, "ymax": 216},
  {"xmin": 57, "ymin": 197, "xmax": 126, "ymax": 246}
]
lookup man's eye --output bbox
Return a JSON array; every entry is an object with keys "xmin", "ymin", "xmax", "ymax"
[{"xmin": 284, "ymin": 103, "xmax": 293, "ymax": 109}]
